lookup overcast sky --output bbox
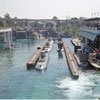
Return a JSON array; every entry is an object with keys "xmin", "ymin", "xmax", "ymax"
[{"xmin": 0, "ymin": 0, "xmax": 100, "ymax": 19}]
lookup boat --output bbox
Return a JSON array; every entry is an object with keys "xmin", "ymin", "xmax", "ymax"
[
  {"xmin": 88, "ymin": 60, "xmax": 100, "ymax": 69},
  {"xmin": 74, "ymin": 53, "xmax": 89, "ymax": 68},
  {"xmin": 35, "ymin": 51, "xmax": 49, "ymax": 71},
  {"xmin": 49, "ymin": 38, "xmax": 53, "ymax": 45},
  {"xmin": 45, "ymin": 39, "xmax": 53, "ymax": 52},
  {"xmin": 71, "ymin": 38, "xmax": 89, "ymax": 68},
  {"xmin": 88, "ymin": 53, "xmax": 100, "ymax": 69},
  {"xmin": 57, "ymin": 47, "xmax": 64, "ymax": 52},
  {"xmin": 57, "ymin": 39, "xmax": 64, "ymax": 52}
]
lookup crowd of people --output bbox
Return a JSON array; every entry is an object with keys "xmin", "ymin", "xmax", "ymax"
[
  {"xmin": 83, "ymin": 45, "xmax": 89, "ymax": 54},
  {"xmin": 94, "ymin": 48, "xmax": 100, "ymax": 59},
  {"xmin": 83, "ymin": 44, "xmax": 100, "ymax": 59}
]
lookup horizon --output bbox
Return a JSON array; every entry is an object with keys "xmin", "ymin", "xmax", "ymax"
[{"xmin": 0, "ymin": 0, "xmax": 100, "ymax": 19}]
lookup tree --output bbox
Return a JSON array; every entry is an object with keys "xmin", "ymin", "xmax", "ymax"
[
  {"xmin": 4, "ymin": 13, "xmax": 11, "ymax": 19},
  {"xmin": 79, "ymin": 17, "xmax": 87, "ymax": 21},
  {"xmin": 4, "ymin": 13, "xmax": 12, "ymax": 27},
  {"xmin": 70, "ymin": 17, "xmax": 78, "ymax": 20},
  {"xmin": 52, "ymin": 16, "xmax": 58, "ymax": 21}
]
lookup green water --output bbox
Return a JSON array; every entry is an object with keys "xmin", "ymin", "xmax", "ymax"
[{"xmin": 0, "ymin": 39, "xmax": 100, "ymax": 99}]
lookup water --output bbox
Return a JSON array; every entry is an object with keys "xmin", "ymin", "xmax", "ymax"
[{"xmin": 0, "ymin": 38, "xmax": 100, "ymax": 99}]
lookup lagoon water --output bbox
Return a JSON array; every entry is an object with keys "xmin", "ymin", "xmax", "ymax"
[{"xmin": 0, "ymin": 38, "xmax": 100, "ymax": 99}]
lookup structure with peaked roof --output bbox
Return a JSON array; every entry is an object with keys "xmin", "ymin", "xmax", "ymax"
[{"xmin": 81, "ymin": 17, "xmax": 100, "ymax": 49}]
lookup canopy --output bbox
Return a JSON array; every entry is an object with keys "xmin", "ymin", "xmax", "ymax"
[{"xmin": 81, "ymin": 30, "xmax": 98, "ymax": 41}]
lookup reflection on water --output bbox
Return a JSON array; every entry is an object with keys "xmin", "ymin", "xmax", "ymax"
[
  {"xmin": 58, "ymin": 52, "xmax": 63, "ymax": 59},
  {"xmin": 0, "ymin": 38, "xmax": 100, "ymax": 99}
]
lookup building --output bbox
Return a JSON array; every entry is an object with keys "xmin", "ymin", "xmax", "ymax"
[{"xmin": 81, "ymin": 17, "xmax": 100, "ymax": 49}]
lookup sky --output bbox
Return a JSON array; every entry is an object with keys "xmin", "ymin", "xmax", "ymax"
[{"xmin": 0, "ymin": 0, "xmax": 100, "ymax": 19}]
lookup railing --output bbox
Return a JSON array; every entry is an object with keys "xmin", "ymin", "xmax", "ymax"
[
  {"xmin": 82, "ymin": 27, "xmax": 100, "ymax": 31},
  {"xmin": 82, "ymin": 28, "xmax": 100, "ymax": 34}
]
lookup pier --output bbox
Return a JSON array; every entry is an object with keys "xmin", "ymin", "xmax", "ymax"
[
  {"xmin": 62, "ymin": 39, "xmax": 79, "ymax": 78},
  {"xmin": 0, "ymin": 28, "xmax": 13, "ymax": 49},
  {"xmin": 26, "ymin": 39, "xmax": 48, "ymax": 69}
]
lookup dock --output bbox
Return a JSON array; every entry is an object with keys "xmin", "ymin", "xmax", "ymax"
[
  {"xmin": 62, "ymin": 39, "xmax": 79, "ymax": 78},
  {"xmin": 26, "ymin": 39, "xmax": 48, "ymax": 69},
  {"xmin": 0, "ymin": 28, "xmax": 13, "ymax": 49}
]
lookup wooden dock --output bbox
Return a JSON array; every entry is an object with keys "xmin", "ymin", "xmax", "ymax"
[
  {"xmin": 26, "ymin": 39, "xmax": 48, "ymax": 69},
  {"xmin": 62, "ymin": 39, "xmax": 79, "ymax": 78}
]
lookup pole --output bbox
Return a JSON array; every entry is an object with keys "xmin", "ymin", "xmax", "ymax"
[{"xmin": 7, "ymin": 32, "xmax": 11, "ymax": 48}]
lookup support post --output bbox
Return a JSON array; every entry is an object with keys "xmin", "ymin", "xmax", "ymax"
[
  {"xmin": 27, "ymin": 21, "xmax": 30, "ymax": 30},
  {"xmin": 7, "ymin": 32, "xmax": 12, "ymax": 49},
  {"xmin": 43, "ymin": 22, "xmax": 46, "ymax": 29},
  {"xmin": 53, "ymin": 21, "xmax": 57, "ymax": 30},
  {"xmin": 4, "ymin": 33, "xmax": 7, "ymax": 43},
  {"xmin": 10, "ymin": 31, "xmax": 13, "ymax": 44}
]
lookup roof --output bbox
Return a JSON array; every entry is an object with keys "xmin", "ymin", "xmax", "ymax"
[
  {"xmin": 84, "ymin": 17, "xmax": 100, "ymax": 21},
  {"xmin": 81, "ymin": 29, "xmax": 100, "ymax": 41}
]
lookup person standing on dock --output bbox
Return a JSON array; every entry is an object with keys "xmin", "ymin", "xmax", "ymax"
[
  {"xmin": 85, "ymin": 47, "xmax": 89, "ymax": 54},
  {"xmin": 83, "ymin": 45, "xmax": 86, "ymax": 53}
]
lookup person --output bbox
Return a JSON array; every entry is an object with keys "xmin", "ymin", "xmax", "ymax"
[
  {"xmin": 97, "ymin": 47, "xmax": 100, "ymax": 59},
  {"xmin": 95, "ymin": 48, "xmax": 99, "ymax": 59},
  {"xmin": 46, "ymin": 42, "xmax": 50, "ymax": 47},
  {"xmin": 98, "ymin": 47, "xmax": 100, "ymax": 54},
  {"xmin": 83, "ymin": 45, "xmax": 86, "ymax": 53},
  {"xmin": 58, "ymin": 41, "xmax": 63, "ymax": 51},
  {"xmin": 85, "ymin": 47, "xmax": 89, "ymax": 54}
]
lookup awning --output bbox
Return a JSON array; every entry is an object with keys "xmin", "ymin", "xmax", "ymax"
[{"xmin": 81, "ymin": 31, "xmax": 97, "ymax": 41}]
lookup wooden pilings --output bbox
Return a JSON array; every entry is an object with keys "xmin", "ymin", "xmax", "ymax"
[
  {"xmin": 26, "ymin": 39, "xmax": 48, "ymax": 69},
  {"xmin": 62, "ymin": 39, "xmax": 79, "ymax": 79}
]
